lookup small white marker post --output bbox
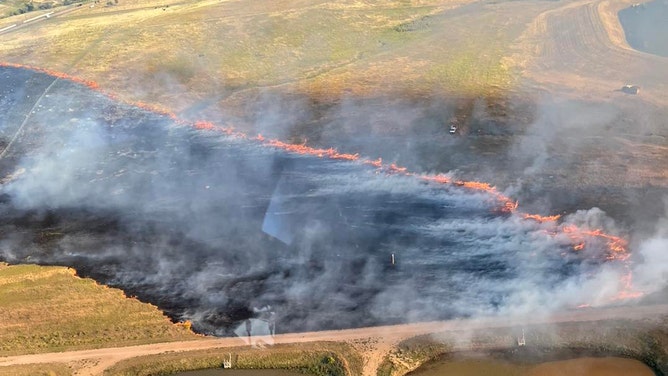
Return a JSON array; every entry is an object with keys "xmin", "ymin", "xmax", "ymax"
[{"xmin": 223, "ymin": 353, "xmax": 232, "ymax": 368}]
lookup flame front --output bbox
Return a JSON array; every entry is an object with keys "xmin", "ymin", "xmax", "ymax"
[{"xmin": 1, "ymin": 61, "xmax": 644, "ymax": 305}]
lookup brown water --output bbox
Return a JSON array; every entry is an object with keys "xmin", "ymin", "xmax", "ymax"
[
  {"xmin": 408, "ymin": 358, "xmax": 528, "ymax": 376},
  {"xmin": 174, "ymin": 369, "xmax": 305, "ymax": 376},
  {"xmin": 409, "ymin": 357, "xmax": 655, "ymax": 376},
  {"xmin": 526, "ymin": 358, "xmax": 655, "ymax": 376}
]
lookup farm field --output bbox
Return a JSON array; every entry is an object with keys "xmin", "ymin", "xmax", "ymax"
[
  {"xmin": 0, "ymin": 0, "xmax": 667, "ymax": 375},
  {"xmin": 0, "ymin": 263, "xmax": 198, "ymax": 357},
  {"xmin": 0, "ymin": 0, "xmax": 665, "ymax": 223},
  {"xmin": 510, "ymin": 0, "xmax": 668, "ymax": 106}
]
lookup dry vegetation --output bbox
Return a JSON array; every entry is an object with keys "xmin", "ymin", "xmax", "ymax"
[
  {"xmin": 0, "ymin": 362, "xmax": 72, "ymax": 376},
  {"xmin": 377, "ymin": 335, "xmax": 451, "ymax": 376},
  {"xmin": 508, "ymin": 0, "xmax": 668, "ymax": 105},
  {"xmin": 377, "ymin": 318, "xmax": 668, "ymax": 376},
  {"xmin": 0, "ymin": 0, "xmax": 557, "ymax": 118},
  {"xmin": 0, "ymin": 263, "xmax": 199, "ymax": 356},
  {"xmin": 0, "ymin": 0, "xmax": 667, "ymax": 374},
  {"xmin": 104, "ymin": 342, "xmax": 362, "ymax": 376}
]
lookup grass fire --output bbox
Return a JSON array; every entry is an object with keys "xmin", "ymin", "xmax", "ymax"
[
  {"xmin": 0, "ymin": 64, "xmax": 645, "ymax": 336},
  {"xmin": 0, "ymin": 0, "xmax": 667, "ymax": 374}
]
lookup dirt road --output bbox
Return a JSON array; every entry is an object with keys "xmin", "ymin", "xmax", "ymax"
[
  {"xmin": 1, "ymin": 303, "xmax": 666, "ymax": 376},
  {"xmin": 509, "ymin": 0, "xmax": 668, "ymax": 106}
]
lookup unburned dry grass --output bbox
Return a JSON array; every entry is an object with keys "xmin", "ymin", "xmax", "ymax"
[
  {"xmin": 0, "ymin": 362, "xmax": 73, "ymax": 376},
  {"xmin": 104, "ymin": 342, "xmax": 363, "ymax": 376},
  {"xmin": 0, "ymin": 263, "xmax": 199, "ymax": 356},
  {"xmin": 0, "ymin": 0, "xmax": 549, "ymax": 114}
]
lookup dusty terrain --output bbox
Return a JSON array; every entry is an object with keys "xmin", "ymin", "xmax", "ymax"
[
  {"xmin": 1, "ymin": 304, "xmax": 667, "ymax": 376},
  {"xmin": 509, "ymin": 0, "xmax": 668, "ymax": 106}
]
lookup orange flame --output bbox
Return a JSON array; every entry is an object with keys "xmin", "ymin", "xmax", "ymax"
[
  {"xmin": 263, "ymin": 139, "xmax": 360, "ymax": 161},
  {"xmin": 364, "ymin": 158, "xmax": 383, "ymax": 168},
  {"xmin": 523, "ymin": 213, "xmax": 561, "ymax": 223},
  {"xmin": 387, "ymin": 163, "xmax": 408, "ymax": 174},
  {"xmin": 0, "ymin": 62, "xmax": 99, "ymax": 90},
  {"xmin": 420, "ymin": 174, "xmax": 451, "ymax": 185},
  {"xmin": 612, "ymin": 272, "xmax": 644, "ymax": 300},
  {"xmin": 3, "ymin": 61, "xmax": 644, "ymax": 304}
]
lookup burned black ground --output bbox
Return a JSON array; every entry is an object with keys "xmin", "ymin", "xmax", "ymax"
[{"xmin": 0, "ymin": 66, "xmax": 656, "ymax": 336}]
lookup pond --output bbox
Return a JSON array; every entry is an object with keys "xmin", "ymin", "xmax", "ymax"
[
  {"xmin": 409, "ymin": 357, "xmax": 655, "ymax": 376},
  {"xmin": 618, "ymin": 0, "xmax": 668, "ymax": 57}
]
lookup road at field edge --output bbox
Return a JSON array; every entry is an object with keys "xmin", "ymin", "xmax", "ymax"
[{"xmin": 0, "ymin": 303, "xmax": 666, "ymax": 376}]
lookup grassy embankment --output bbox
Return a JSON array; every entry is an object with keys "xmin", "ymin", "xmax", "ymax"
[
  {"xmin": 103, "ymin": 342, "xmax": 363, "ymax": 376},
  {"xmin": 0, "ymin": 263, "xmax": 363, "ymax": 376},
  {"xmin": 376, "ymin": 335, "xmax": 451, "ymax": 376},
  {"xmin": 0, "ymin": 363, "xmax": 73, "ymax": 376},
  {"xmin": 377, "ymin": 319, "xmax": 668, "ymax": 376}
]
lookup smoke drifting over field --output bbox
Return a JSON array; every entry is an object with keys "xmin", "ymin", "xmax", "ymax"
[{"xmin": 0, "ymin": 66, "xmax": 655, "ymax": 335}]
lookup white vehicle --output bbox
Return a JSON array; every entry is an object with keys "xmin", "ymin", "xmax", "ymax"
[{"xmin": 449, "ymin": 125, "xmax": 457, "ymax": 134}]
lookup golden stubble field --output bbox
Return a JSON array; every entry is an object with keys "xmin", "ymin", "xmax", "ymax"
[
  {"xmin": 0, "ymin": 0, "xmax": 550, "ymax": 113},
  {"xmin": 0, "ymin": 263, "xmax": 198, "ymax": 356}
]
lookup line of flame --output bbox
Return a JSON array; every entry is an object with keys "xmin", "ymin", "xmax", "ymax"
[{"xmin": 0, "ymin": 61, "xmax": 643, "ymax": 303}]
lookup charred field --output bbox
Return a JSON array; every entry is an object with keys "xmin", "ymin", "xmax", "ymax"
[
  {"xmin": 0, "ymin": 3, "xmax": 666, "ymax": 364},
  {"xmin": 0, "ymin": 65, "xmax": 659, "ymax": 338}
]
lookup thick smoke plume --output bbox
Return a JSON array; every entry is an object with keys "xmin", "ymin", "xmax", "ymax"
[{"xmin": 0, "ymin": 66, "xmax": 657, "ymax": 336}]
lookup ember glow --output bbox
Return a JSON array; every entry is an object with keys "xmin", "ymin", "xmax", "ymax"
[
  {"xmin": 0, "ymin": 62, "xmax": 100, "ymax": 90},
  {"xmin": 523, "ymin": 213, "xmax": 562, "ymax": 223},
  {"xmin": 2, "ymin": 61, "xmax": 644, "ymax": 300},
  {"xmin": 0, "ymin": 62, "xmax": 647, "ymax": 333}
]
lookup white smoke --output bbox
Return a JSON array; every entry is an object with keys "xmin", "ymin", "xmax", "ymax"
[{"xmin": 0, "ymin": 66, "xmax": 662, "ymax": 338}]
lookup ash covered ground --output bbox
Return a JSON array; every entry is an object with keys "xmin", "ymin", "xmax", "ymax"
[{"xmin": 0, "ymin": 67, "xmax": 644, "ymax": 335}]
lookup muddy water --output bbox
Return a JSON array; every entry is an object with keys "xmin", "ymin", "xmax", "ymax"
[
  {"xmin": 408, "ymin": 358, "xmax": 528, "ymax": 376},
  {"xmin": 526, "ymin": 357, "xmax": 655, "ymax": 376},
  {"xmin": 174, "ymin": 369, "xmax": 304, "ymax": 376},
  {"xmin": 409, "ymin": 357, "xmax": 655, "ymax": 376}
]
